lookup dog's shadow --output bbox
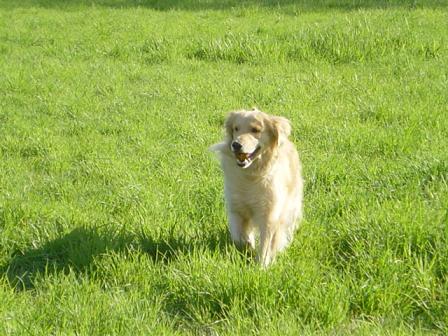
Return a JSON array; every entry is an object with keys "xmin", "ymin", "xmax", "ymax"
[{"xmin": 1, "ymin": 226, "xmax": 229, "ymax": 290}]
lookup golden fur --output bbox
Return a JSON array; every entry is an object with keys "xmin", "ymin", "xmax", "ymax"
[{"xmin": 210, "ymin": 108, "xmax": 303, "ymax": 267}]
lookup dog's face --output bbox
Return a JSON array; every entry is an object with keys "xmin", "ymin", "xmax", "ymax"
[{"xmin": 225, "ymin": 109, "xmax": 291, "ymax": 169}]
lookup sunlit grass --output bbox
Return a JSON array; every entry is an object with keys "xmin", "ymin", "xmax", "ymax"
[{"xmin": 1, "ymin": 0, "xmax": 447, "ymax": 334}]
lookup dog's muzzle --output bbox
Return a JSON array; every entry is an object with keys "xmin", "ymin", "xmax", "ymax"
[{"xmin": 231, "ymin": 142, "xmax": 261, "ymax": 169}]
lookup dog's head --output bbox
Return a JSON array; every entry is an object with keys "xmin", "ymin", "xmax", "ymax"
[{"xmin": 224, "ymin": 108, "xmax": 291, "ymax": 169}]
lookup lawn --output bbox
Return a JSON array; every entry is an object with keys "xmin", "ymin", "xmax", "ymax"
[{"xmin": 0, "ymin": 0, "xmax": 447, "ymax": 334}]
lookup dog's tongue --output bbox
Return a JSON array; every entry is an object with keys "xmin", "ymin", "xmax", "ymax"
[{"xmin": 237, "ymin": 153, "xmax": 248, "ymax": 161}]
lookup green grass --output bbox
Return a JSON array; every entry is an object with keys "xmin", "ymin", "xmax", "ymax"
[{"xmin": 1, "ymin": 0, "xmax": 447, "ymax": 334}]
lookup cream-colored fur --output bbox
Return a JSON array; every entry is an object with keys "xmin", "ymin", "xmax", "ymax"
[{"xmin": 210, "ymin": 108, "xmax": 303, "ymax": 267}]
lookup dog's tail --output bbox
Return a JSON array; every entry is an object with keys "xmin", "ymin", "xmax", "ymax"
[{"xmin": 209, "ymin": 142, "xmax": 227, "ymax": 153}]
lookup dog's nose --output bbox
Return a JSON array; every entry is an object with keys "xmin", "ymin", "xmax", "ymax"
[{"xmin": 231, "ymin": 141, "xmax": 242, "ymax": 151}]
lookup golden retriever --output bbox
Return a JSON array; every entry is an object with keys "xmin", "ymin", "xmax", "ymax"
[{"xmin": 210, "ymin": 108, "xmax": 303, "ymax": 267}]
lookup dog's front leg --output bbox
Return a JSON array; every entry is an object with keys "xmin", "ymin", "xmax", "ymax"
[
  {"xmin": 257, "ymin": 215, "xmax": 288, "ymax": 268},
  {"xmin": 258, "ymin": 225, "xmax": 275, "ymax": 267},
  {"xmin": 228, "ymin": 212, "xmax": 255, "ymax": 250}
]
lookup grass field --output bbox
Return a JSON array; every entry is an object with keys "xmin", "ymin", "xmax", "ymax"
[{"xmin": 1, "ymin": 0, "xmax": 448, "ymax": 334}]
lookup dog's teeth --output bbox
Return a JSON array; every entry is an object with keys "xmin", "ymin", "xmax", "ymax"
[{"xmin": 237, "ymin": 153, "xmax": 247, "ymax": 161}]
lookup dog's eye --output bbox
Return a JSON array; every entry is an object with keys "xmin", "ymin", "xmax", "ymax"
[
  {"xmin": 234, "ymin": 126, "xmax": 239, "ymax": 132},
  {"xmin": 251, "ymin": 128, "xmax": 261, "ymax": 133}
]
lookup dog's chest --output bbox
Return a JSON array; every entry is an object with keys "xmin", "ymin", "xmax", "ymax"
[{"xmin": 224, "ymin": 175, "xmax": 274, "ymax": 212}]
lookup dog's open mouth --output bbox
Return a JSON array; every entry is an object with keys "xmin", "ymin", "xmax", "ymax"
[{"xmin": 235, "ymin": 147, "xmax": 260, "ymax": 168}]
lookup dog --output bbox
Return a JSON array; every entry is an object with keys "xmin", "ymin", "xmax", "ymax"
[{"xmin": 210, "ymin": 108, "xmax": 303, "ymax": 267}]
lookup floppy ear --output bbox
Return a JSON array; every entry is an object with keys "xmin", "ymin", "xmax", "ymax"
[
  {"xmin": 270, "ymin": 116, "xmax": 292, "ymax": 146},
  {"xmin": 224, "ymin": 111, "xmax": 237, "ymax": 138},
  {"xmin": 209, "ymin": 112, "xmax": 237, "ymax": 155}
]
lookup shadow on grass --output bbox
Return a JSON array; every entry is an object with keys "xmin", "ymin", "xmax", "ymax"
[
  {"xmin": 1, "ymin": 226, "xmax": 229, "ymax": 290},
  {"xmin": 1, "ymin": 0, "xmax": 446, "ymax": 11}
]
